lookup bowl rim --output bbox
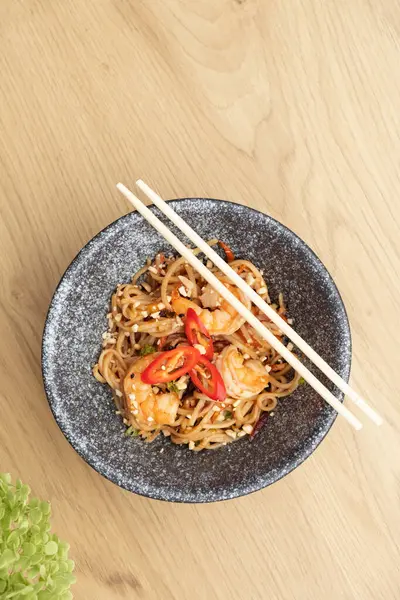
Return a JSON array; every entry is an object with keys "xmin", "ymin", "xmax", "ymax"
[{"xmin": 41, "ymin": 198, "xmax": 352, "ymax": 503}]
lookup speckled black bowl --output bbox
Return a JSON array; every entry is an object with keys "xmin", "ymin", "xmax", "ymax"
[{"xmin": 42, "ymin": 199, "xmax": 351, "ymax": 503}]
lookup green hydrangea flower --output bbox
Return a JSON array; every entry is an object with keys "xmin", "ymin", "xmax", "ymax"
[{"xmin": 0, "ymin": 473, "xmax": 76, "ymax": 599}]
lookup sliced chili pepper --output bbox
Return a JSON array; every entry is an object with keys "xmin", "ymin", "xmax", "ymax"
[
  {"xmin": 250, "ymin": 412, "xmax": 269, "ymax": 440},
  {"xmin": 218, "ymin": 240, "xmax": 235, "ymax": 262},
  {"xmin": 141, "ymin": 347, "xmax": 201, "ymax": 384},
  {"xmin": 190, "ymin": 357, "xmax": 226, "ymax": 401},
  {"xmin": 184, "ymin": 308, "xmax": 214, "ymax": 360}
]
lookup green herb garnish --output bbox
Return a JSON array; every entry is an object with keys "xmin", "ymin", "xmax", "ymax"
[
  {"xmin": 139, "ymin": 344, "xmax": 156, "ymax": 357},
  {"xmin": 166, "ymin": 381, "xmax": 179, "ymax": 394},
  {"xmin": 224, "ymin": 411, "xmax": 233, "ymax": 419},
  {"xmin": 125, "ymin": 426, "xmax": 139, "ymax": 437},
  {"xmin": 299, "ymin": 377, "xmax": 306, "ymax": 385},
  {"xmin": 0, "ymin": 472, "xmax": 76, "ymax": 598}
]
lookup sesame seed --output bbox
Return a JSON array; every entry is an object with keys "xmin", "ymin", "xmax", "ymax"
[
  {"xmin": 115, "ymin": 390, "xmax": 122, "ymax": 397},
  {"xmin": 151, "ymin": 311, "xmax": 160, "ymax": 319},
  {"xmin": 225, "ymin": 430, "xmax": 237, "ymax": 439},
  {"xmin": 206, "ymin": 260, "xmax": 213, "ymax": 269},
  {"xmin": 287, "ymin": 318, "xmax": 294, "ymax": 325},
  {"xmin": 147, "ymin": 416, "xmax": 154, "ymax": 422},
  {"xmin": 141, "ymin": 311, "xmax": 148, "ymax": 318},
  {"xmin": 114, "ymin": 314, "xmax": 122, "ymax": 322},
  {"xmin": 158, "ymin": 303, "xmax": 165, "ymax": 310},
  {"xmin": 163, "ymin": 430, "xmax": 171, "ymax": 437},
  {"xmin": 102, "ymin": 332, "xmax": 109, "ymax": 339},
  {"xmin": 233, "ymin": 400, "xmax": 241, "ymax": 407},
  {"xmin": 261, "ymin": 356, "xmax": 267, "ymax": 362},
  {"xmin": 243, "ymin": 353, "xmax": 250, "ymax": 360},
  {"xmin": 186, "ymin": 414, "xmax": 192, "ymax": 419},
  {"xmin": 287, "ymin": 342, "xmax": 294, "ymax": 351},
  {"xmin": 160, "ymin": 448, "xmax": 164, "ymax": 453},
  {"xmin": 161, "ymin": 365, "xmax": 166, "ymax": 370},
  {"xmin": 134, "ymin": 343, "xmax": 141, "ymax": 350},
  {"xmin": 178, "ymin": 285, "xmax": 187, "ymax": 297},
  {"xmin": 237, "ymin": 430, "xmax": 247, "ymax": 437},
  {"xmin": 258, "ymin": 287, "xmax": 267, "ymax": 295},
  {"xmin": 166, "ymin": 295, "xmax": 172, "ymax": 302},
  {"xmin": 242, "ymin": 424, "xmax": 253, "ymax": 434},
  {"xmin": 189, "ymin": 441, "xmax": 195, "ymax": 450},
  {"xmin": 152, "ymin": 387, "xmax": 160, "ymax": 394},
  {"xmin": 132, "ymin": 324, "xmax": 139, "ymax": 332},
  {"xmin": 129, "ymin": 393, "xmax": 136, "ymax": 401},
  {"xmin": 115, "ymin": 411, "xmax": 121, "ymax": 415},
  {"xmin": 213, "ymin": 405, "xmax": 221, "ymax": 412},
  {"xmin": 123, "ymin": 418, "xmax": 129, "ymax": 425},
  {"xmin": 265, "ymin": 365, "xmax": 272, "ymax": 372},
  {"xmin": 270, "ymin": 411, "xmax": 275, "ymax": 417},
  {"xmin": 132, "ymin": 409, "xmax": 139, "ymax": 415},
  {"xmin": 221, "ymin": 403, "xmax": 226, "ymax": 408},
  {"xmin": 133, "ymin": 301, "xmax": 141, "ymax": 308}
]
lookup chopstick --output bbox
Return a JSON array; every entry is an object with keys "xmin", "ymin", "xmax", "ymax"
[
  {"xmin": 117, "ymin": 182, "xmax": 363, "ymax": 431},
  {"xmin": 135, "ymin": 180, "xmax": 383, "ymax": 428}
]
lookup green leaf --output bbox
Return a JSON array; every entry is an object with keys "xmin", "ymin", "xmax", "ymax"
[
  {"xmin": 224, "ymin": 411, "xmax": 233, "ymax": 419},
  {"xmin": 124, "ymin": 426, "xmax": 139, "ymax": 437},
  {"xmin": 166, "ymin": 381, "xmax": 179, "ymax": 393},
  {"xmin": 139, "ymin": 344, "xmax": 156, "ymax": 356},
  {"xmin": 298, "ymin": 377, "xmax": 306, "ymax": 385},
  {"xmin": 44, "ymin": 541, "xmax": 58, "ymax": 556}
]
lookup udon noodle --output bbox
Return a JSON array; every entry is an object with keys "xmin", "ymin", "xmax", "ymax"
[{"xmin": 93, "ymin": 240, "xmax": 300, "ymax": 451}]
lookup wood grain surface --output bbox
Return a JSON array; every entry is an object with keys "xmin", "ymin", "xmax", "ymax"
[{"xmin": 1, "ymin": 1, "xmax": 400, "ymax": 598}]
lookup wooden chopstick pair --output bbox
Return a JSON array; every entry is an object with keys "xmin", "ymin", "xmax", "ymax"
[{"xmin": 116, "ymin": 180, "xmax": 383, "ymax": 431}]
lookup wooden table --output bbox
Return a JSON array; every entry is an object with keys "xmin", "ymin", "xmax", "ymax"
[{"xmin": 1, "ymin": 2, "xmax": 399, "ymax": 598}]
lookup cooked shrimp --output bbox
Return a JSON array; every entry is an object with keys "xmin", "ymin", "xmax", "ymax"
[
  {"xmin": 171, "ymin": 283, "xmax": 251, "ymax": 336},
  {"xmin": 123, "ymin": 354, "xmax": 179, "ymax": 425},
  {"xmin": 215, "ymin": 345, "xmax": 270, "ymax": 400}
]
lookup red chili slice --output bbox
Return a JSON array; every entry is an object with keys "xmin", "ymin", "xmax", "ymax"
[
  {"xmin": 218, "ymin": 240, "xmax": 235, "ymax": 262},
  {"xmin": 141, "ymin": 347, "xmax": 201, "ymax": 384},
  {"xmin": 184, "ymin": 308, "xmax": 214, "ymax": 360},
  {"xmin": 190, "ymin": 357, "xmax": 226, "ymax": 401}
]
